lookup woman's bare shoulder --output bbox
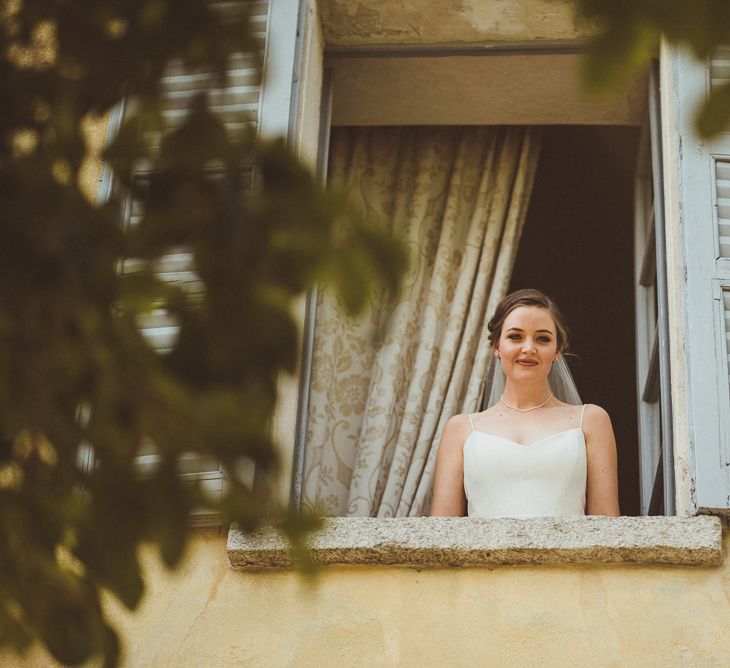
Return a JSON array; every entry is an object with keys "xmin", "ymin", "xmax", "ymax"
[
  {"xmin": 581, "ymin": 403, "xmax": 612, "ymax": 425},
  {"xmin": 438, "ymin": 413, "xmax": 473, "ymax": 451},
  {"xmin": 580, "ymin": 404, "xmax": 615, "ymax": 444},
  {"xmin": 443, "ymin": 413, "xmax": 473, "ymax": 434}
]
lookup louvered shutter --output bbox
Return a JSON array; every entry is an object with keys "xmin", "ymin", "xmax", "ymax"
[
  {"xmin": 634, "ymin": 64, "xmax": 674, "ymax": 515},
  {"xmin": 119, "ymin": 1, "xmax": 270, "ymax": 526},
  {"xmin": 634, "ymin": 123, "xmax": 663, "ymax": 515},
  {"xmin": 671, "ymin": 46, "xmax": 730, "ymax": 513}
]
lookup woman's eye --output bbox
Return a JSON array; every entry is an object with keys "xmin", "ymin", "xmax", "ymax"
[{"xmin": 538, "ymin": 337, "xmax": 552, "ymax": 343}]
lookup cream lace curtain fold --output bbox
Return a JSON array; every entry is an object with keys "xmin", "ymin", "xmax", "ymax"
[{"xmin": 302, "ymin": 126, "xmax": 541, "ymax": 517}]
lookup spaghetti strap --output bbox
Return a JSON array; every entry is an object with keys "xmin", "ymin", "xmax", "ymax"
[
  {"xmin": 467, "ymin": 413, "xmax": 476, "ymax": 432},
  {"xmin": 579, "ymin": 404, "xmax": 587, "ymax": 430}
]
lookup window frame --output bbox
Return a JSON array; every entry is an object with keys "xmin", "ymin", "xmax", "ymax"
[
  {"xmin": 285, "ymin": 32, "xmax": 730, "ymax": 519},
  {"xmin": 287, "ymin": 40, "xmax": 668, "ymax": 517}
]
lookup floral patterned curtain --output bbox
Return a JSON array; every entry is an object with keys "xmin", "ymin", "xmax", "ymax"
[{"xmin": 302, "ymin": 126, "xmax": 542, "ymax": 516}]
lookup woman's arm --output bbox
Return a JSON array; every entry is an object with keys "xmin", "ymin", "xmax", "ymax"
[
  {"xmin": 583, "ymin": 404, "xmax": 621, "ymax": 516},
  {"xmin": 430, "ymin": 415, "xmax": 469, "ymax": 516}
]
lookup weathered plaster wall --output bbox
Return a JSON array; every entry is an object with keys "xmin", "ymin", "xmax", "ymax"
[
  {"xmin": 330, "ymin": 54, "xmax": 645, "ymax": 126},
  {"xmin": 9, "ymin": 528, "xmax": 730, "ymax": 667},
  {"xmin": 320, "ymin": 0, "xmax": 594, "ymax": 45}
]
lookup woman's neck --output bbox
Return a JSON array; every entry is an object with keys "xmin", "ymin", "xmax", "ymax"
[{"xmin": 500, "ymin": 381, "xmax": 553, "ymax": 410}]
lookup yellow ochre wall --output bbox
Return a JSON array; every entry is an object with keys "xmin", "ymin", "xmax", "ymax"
[
  {"xmin": 111, "ymin": 530, "xmax": 730, "ymax": 667},
  {"xmin": 10, "ymin": 528, "xmax": 730, "ymax": 667}
]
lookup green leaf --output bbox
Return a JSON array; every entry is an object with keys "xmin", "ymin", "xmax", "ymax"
[
  {"xmin": 146, "ymin": 465, "xmax": 189, "ymax": 568},
  {"xmin": 581, "ymin": 22, "xmax": 656, "ymax": 94},
  {"xmin": 118, "ymin": 271, "xmax": 169, "ymax": 313},
  {"xmin": 696, "ymin": 80, "xmax": 730, "ymax": 138},
  {"xmin": 35, "ymin": 574, "xmax": 100, "ymax": 666},
  {"xmin": 279, "ymin": 507, "xmax": 324, "ymax": 578}
]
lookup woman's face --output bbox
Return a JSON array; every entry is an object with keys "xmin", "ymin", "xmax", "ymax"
[{"xmin": 495, "ymin": 305, "xmax": 559, "ymax": 382}]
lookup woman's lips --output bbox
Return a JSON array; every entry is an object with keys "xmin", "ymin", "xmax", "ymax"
[{"xmin": 516, "ymin": 359, "xmax": 538, "ymax": 366}]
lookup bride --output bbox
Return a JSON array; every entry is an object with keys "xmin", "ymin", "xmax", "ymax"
[{"xmin": 431, "ymin": 289, "xmax": 620, "ymax": 517}]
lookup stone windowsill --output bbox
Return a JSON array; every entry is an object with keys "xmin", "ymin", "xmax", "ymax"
[{"xmin": 226, "ymin": 515, "xmax": 724, "ymax": 569}]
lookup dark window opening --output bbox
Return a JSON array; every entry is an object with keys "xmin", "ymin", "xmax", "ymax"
[{"xmin": 510, "ymin": 125, "xmax": 641, "ymax": 516}]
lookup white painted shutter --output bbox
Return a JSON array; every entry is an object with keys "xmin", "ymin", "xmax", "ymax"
[
  {"xmin": 120, "ymin": 1, "xmax": 270, "ymax": 525},
  {"xmin": 671, "ymin": 46, "xmax": 730, "ymax": 513},
  {"xmin": 125, "ymin": 0, "xmax": 269, "ymax": 346},
  {"xmin": 96, "ymin": 0, "xmax": 303, "ymax": 521}
]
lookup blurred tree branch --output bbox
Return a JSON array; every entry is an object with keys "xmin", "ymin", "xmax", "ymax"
[{"xmin": 0, "ymin": 1, "xmax": 405, "ymax": 665}]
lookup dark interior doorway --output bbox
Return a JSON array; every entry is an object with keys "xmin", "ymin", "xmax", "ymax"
[{"xmin": 510, "ymin": 125, "xmax": 641, "ymax": 515}]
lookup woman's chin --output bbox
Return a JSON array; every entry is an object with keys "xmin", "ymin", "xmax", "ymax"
[{"xmin": 508, "ymin": 367, "xmax": 547, "ymax": 381}]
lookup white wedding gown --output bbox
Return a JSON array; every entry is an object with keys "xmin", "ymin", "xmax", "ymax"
[{"xmin": 463, "ymin": 406, "xmax": 587, "ymax": 517}]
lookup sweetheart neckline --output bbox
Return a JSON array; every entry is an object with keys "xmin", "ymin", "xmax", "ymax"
[{"xmin": 465, "ymin": 426, "xmax": 584, "ymax": 449}]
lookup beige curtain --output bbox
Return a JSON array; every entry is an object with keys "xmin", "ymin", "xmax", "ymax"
[{"xmin": 302, "ymin": 126, "xmax": 541, "ymax": 517}]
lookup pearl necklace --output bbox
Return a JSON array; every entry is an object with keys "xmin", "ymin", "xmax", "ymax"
[{"xmin": 500, "ymin": 392, "xmax": 554, "ymax": 412}]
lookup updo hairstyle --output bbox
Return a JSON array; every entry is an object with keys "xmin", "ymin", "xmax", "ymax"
[{"xmin": 487, "ymin": 288, "xmax": 569, "ymax": 354}]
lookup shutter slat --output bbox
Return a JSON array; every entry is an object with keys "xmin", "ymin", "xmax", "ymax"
[
  {"xmin": 711, "ymin": 49, "xmax": 730, "ymax": 87},
  {"xmin": 136, "ymin": 444, "xmax": 223, "ymax": 480},
  {"xmin": 139, "ymin": 326, "xmax": 178, "ymax": 352},
  {"xmin": 161, "ymin": 88, "xmax": 261, "ymax": 109},
  {"xmin": 716, "ymin": 161, "xmax": 730, "ymax": 258}
]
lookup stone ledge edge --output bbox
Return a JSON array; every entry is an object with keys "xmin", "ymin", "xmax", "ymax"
[{"xmin": 226, "ymin": 516, "xmax": 724, "ymax": 569}]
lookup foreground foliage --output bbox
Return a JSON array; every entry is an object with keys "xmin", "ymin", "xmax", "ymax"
[
  {"xmin": 0, "ymin": 1, "xmax": 403, "ymax": 665},
  {"xmin": 575, "ymin": 0, "xmax": 730, "ymax": 137}
]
